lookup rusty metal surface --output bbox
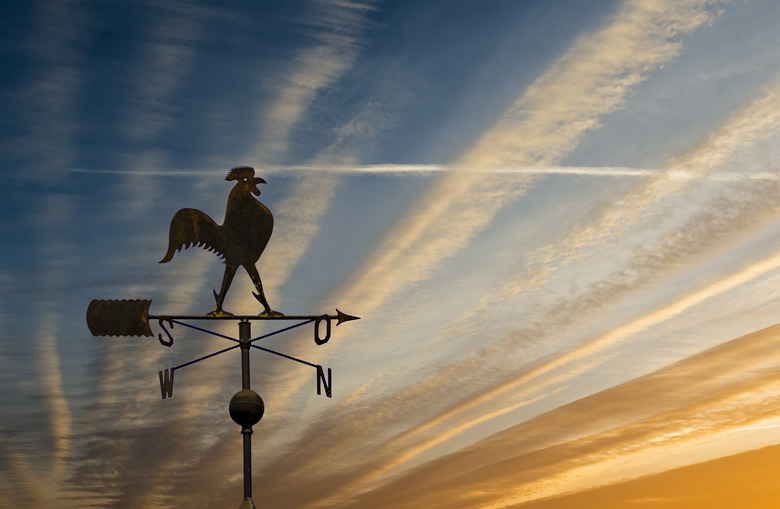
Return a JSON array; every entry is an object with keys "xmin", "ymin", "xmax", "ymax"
[{"xmin": 86, "ymin": 299, "xmax": 152, "ymax": 337}]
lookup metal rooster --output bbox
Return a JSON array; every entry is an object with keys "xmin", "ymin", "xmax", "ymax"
[{"xmin": 160, "ymin": 166, "xmax": 282, "ymax": 317}]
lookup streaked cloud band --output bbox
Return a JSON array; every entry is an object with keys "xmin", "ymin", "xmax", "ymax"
[{"xmin": 70, "ymin": 165, "xmax": 778, "ymax": 180}]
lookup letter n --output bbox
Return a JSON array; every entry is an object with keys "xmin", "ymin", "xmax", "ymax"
[
  {"xmin": 316, "ymin": 365, "xmax": 331, "ymax": 398},
  {"xmin": 159, "ymin": 368, "xmax": 174, "ymax": 399}
]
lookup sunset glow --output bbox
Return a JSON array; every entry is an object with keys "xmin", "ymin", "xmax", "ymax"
[{"xmin": 1, "ymin": 1, "xmax": 778, "ymax": 508}]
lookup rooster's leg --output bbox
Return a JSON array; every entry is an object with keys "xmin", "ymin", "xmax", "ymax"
[
  {"xmin": 245, "ymin": 264, "xmax": 283, "ymax": 317},
  {"xmin": 209, "ymin": 264, "xmax": 237, "ymax": 317}
]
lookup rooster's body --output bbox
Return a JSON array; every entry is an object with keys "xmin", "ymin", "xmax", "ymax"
[{"xmin": 160, "ymin": 166, "xmax": 281, "ymax": 317}]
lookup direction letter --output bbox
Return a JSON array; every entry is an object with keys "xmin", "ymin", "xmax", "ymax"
[
  {"xmin": 314, "ymin": 317, "xmax": 331, "ymax": 345},
  {"xmin": 159, "ymin": 368, "xmax": 174, "ymax": 399},
  {"xmin": 317, "ymin": 365, "xmax": 331, "ymax": 398}
]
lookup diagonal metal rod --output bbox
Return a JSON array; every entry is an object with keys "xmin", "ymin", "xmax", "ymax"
[
  {"xmin": 170, "ymin": 319, "xmax": 239, "ymax": 342},
  {"xmin": 250, "ymin": 319, "xmax": 315, "ymax": 343},
  {"xmin": 173, "ymin": 343, "xmax": 241, "ymax": 371},
  {"xmin": 250, "ymin": 344, "xmax": 318, "ymax": 368}
]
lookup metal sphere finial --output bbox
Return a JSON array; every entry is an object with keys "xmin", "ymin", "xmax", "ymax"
[{"xmin": 229, "ymin": 389, "xmax": 264, "ymax": 428}]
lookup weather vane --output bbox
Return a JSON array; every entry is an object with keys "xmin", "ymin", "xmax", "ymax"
[{"xmin": 86, "ymin": 166, "xmax": 359, "ymax": 509}]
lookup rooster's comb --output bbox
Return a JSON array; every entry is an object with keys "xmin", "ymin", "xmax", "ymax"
[{"xmin": 226, "ymin": 166, "xmax": 255, "ymax": 181}]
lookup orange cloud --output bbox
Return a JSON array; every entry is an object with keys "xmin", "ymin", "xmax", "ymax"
[
  {"xmin": 328, "ymin": 323, "xmax": 780, "ymax": 508},
  {"xmin": 505, "ymin": 444, "xmax": 780, "ymax": 509}
]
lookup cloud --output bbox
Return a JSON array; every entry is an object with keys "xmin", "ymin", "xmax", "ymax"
[
  {"xmin": 0, "ymin": 1, "xmax": 88, "ymax": 181},
  {"xmin": 245, "ymin": 0, "xmax": 377, "ymax": 162},
  {"xmin": 123, "ymin": 1, "xmax": 206, "ymax": 142},
  {"xmin": 110, "ymin": 2, "xmax": 210, "ymax": 216},
  {"xmin": 70, "ymin": 164, "xmax": 780, "ymax": 179},
  {"xmin": 333, "ymin": 323, "xmax": 780, "ymax": 508},
  {"xmin": 288, "ymin": 251, "xmax": 780, "ymax": 507},
  {"xmin": 334, "ymin": 0, "xmax": 730, "ymax": 322},
  {"xmin": 37, "ymin": 321, "xmax": 72, "ymax": 480},
  {"xmin": 500, "ymin": 444, "xmax": 780, "ymax": 509},
  {"xmin": 466, "ymin": 76, "xmax": 780, "ymax": 318},
  {"xmin": 258, "ymin": 174, "xmax": 340, "ymax": 297},
  {"xmin": 735, "ymin": 423, "xmax": 780, "ymax": 431},
  {"xmin": 0, "ymin": 437, "xmax": 47, "ymax": 508},
  {"xmin": 460, "ymin": 0, "xmax": 728, "ymax": 169}
]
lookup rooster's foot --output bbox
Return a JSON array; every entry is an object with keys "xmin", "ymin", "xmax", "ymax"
[
  {"xmin": 207, "ymin": 309, "xmax": 234, "ymax": 317},
  {"xmin": 258, "ymin": 309, "xmax": 284, "ymax": 318}
]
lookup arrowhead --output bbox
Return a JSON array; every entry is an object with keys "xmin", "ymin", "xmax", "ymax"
[{"xmin": 335, "ymin": 309, "xmax": 360, "ymax": 325}]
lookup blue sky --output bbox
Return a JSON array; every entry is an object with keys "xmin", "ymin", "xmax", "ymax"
[{"xmin": 1, "ymin": 1, "xmax": 779, "ymax": 508}]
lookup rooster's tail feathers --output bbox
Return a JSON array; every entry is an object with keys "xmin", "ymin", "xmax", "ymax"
[{"xmin": 159, "ymin": 208, "xmax": 221, "ymax": 263}]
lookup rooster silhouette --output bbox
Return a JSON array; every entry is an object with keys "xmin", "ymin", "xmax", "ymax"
[{"xmin": 160, "ymin": 166, "xmax": 282, "ymax": 317}]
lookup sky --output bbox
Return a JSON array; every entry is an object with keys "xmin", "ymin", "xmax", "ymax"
[{"xmin": 1, "ymin": 0, "xmax": 779, "ymax": 508}]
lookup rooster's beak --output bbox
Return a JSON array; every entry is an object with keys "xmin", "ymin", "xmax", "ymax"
[{"xmin": 250, "ymin": 177, "xmax": 266, "ymax": 196}]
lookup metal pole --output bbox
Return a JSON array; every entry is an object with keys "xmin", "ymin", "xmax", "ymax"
[
  {"xmin": 239, "ymin": 320, "xmax": 253, "ymax": 503},
  {"xmin": 229, "ymin": 320, "xmax": 263, "ymax": 508},
  {"xmin": 240, "ymin": 320, "xmax": 251, "ymax": 389},
  {"xmin": 242, "ymin": 429, "xmax": 252, "ymax": 502}
]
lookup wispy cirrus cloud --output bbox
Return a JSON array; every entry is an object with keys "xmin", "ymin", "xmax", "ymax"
[
  {"xmin": 0, "ymin": 1, "xmax": 87, "ymax": 181},
  {"xmin": 114, "ymin": 1, "xmax": 210, "ymax": 215},
  {"xmin": 0, "ymin": 438, "xmax": 47, "ymax": 509},
  {"xmin": 466, "ymin": 77, "xmax": 780, "ymax": 317},
  {"xmin": 122, "ymin": 2, "xmax": 205, "ymax": 142},
  {"xmin": 245, "ymin": 0, "xmax": 377, "ymax": 163},
  {"xmin": 335, "ymin": 0, "xmax": 731, "ymax": 321},
  {"xmin": 376, "ymin": 250, "xmax": 780, "ymax": 472}
]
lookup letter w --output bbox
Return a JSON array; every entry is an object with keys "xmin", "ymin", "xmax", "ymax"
[{"xmin": 159, "ymin": 368, "xmax": 174, "ymax": 399}]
